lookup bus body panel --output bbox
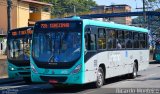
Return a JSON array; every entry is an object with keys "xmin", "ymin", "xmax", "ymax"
[
  {"xmin": 84, "ymin": 50, "xmax": 149, "ymax": 83},
  {"xmin": 155, "ymin": 54, "xmax": 160, "ymax": 61},
  {"xmin": 31, "ymin": 18, "xmax": 149, "ymax": 85},
  {"xmin": 31, "ymin": 56, "xmax": 85, "ymax": 84},
  {"xmin": 154, "ymin": 42, "xmax": 160, "ymax": 62}
]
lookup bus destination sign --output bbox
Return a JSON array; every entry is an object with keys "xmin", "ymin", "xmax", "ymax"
[
  {"xmin": 12, "ymin": 29, "xmax": 33, "ymax": 36},
  {"xmin": 40, "ymin": 23, "xmax": 71, "ymax": 29}
]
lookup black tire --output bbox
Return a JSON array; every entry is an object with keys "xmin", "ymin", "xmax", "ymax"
[
  {"xmin": 128, "ymin": 63, "xmax": 137, "ymax": 79},
  {"xmin": 23, "ymin": 77, "xmax": 32, "ymax": 84},
  {"xmin": 95, "ymin": 67, "xmax": 104, "ymax": 88}
]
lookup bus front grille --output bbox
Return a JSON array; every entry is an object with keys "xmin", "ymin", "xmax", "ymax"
[
  {"xmin": 19, "ymin": 72, "xmax": 30, "ymax": 75},
  {"xmin": 40, "ymin": 76, "xmax": 67, "ymax": 83}
]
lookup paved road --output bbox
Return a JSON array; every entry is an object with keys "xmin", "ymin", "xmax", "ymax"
[{"xmin": 0, "ymin": 63, "xmax": 160, "ymax": 94}]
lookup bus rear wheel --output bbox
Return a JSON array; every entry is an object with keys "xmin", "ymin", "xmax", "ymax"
[{"xmin": 95, "ymin": 67, "xmax": 104, "ymax": 88}]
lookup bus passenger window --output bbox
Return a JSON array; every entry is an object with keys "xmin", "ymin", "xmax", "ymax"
[
  {"xmin": 85, "ymin": 34, "xmax": 96, "ymax": 51},
  {"xmin": 133, "ymin": 32, "xmax": 139, "ymax": 48},
  {"xmin": 85, "ymin": 34, "xmax": 89, "ymax": 50},
  {"xmin": 125, "ymin": 31, "xmax": 133, "ymax": 48},
  {"xmin": 107, "ymin": 30, "xmax": 114, "ymax": 49},
  {"xmin": 118, "ymin": 31, "xmax": 125, "ymax": 49},
  {"xmin": 98, "ymin": 28, "xmax": 106, "ymax": 50},
  {"xmin": 139, "ymin": 33, "xmax": 145, "ymax": 48},
  {"xmin": 117, "ymin": 39, "xmax": 122, "ymax": 49}
]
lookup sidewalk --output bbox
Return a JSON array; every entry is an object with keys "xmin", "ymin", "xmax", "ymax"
[
  {"xmin": 0, "ymin": 55, "xmax": 7, "ymax": 79},
  {"xmin": 0, "ymin": 75, "xmax": 8, "ymax": 79},
  {"xmin": 0, "ymin": 54, "xmax": 7, "ymax": 60}
]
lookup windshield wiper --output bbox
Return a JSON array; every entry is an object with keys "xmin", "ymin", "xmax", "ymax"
[{"xmin": 48, "ymin": 54, "xmax": 55, "ymax": 62}]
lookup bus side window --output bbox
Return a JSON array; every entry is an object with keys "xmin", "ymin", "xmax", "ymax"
[
  {"xmin": 107, "ymin": 29, "xmax": 114, "ymax": 49},
  {"xmin": 118, "ymin": 30, "xmax": 125, "ymax": 49},
  {"xmin": 145, "ymin": 33, "xmax": 148, "ymax": 48},
  {"xmin": 85, "ymin": 34, "xmax": 89, "ymax": 50},
  {"xmin": 125, "ymin": 31, "xmax": 133, "ymax": 48},
  {"xmin": 98, "ymin": 28, "xmax": 106, "ymax": 50},
  {"xmin": 139, "ymin": 33, "xmax": 145, "ymax": 48},
  {"xmin": 90, "ymin": 34, "xmax": 96, "ymax": 50},
  {"xmin": 133, "ymin": 32, "xmax": 139, "ymax": 48},
  {"xmin": 85, "ymin": 33, "xmax": 96, "ymax": 51}
]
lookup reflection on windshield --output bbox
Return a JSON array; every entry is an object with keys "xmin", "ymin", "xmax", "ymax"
[
  {"xmin": 8, "ymin": 38, "xmax": 32, "ymax": 61},
  {"xmin": 32, "ymin": 31, "xmax": 81, "ymax": 63}
]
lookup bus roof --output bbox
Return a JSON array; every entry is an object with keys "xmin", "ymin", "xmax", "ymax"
[
  {"xmin": 83, "ymin": 19, "xmax": 148, "ymax": 33},
  {"xmin": 36, "ymin": 17, "xmax": 148, "ymax": 33},
  {"xmin": 10, "ymin": 26, "xmax": 33, "ymax": 32}
]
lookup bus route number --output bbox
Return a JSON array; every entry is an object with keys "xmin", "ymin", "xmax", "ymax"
[{"xmin": 41, "ymin": 24, "xmax": 48, "ymax": 28}]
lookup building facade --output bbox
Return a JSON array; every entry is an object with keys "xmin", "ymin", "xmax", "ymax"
[
  {"xmin": 91, "ymin": 4, "xmax": 132, "ymax": 25},
  {"xmin": 0, "ymin": 0, "xmax": 52, "ymax": 54}
]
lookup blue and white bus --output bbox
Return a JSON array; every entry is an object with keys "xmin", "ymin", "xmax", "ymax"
[
  {"xmin": 31, "ymin": 17, "xmax": 149, "ymax": 88},
  {"xmin": 7, "ymin": 27, "xmax": 33, "ymax": 82}
]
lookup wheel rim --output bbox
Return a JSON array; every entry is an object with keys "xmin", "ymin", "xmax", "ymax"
[
  {"xmin": 133, "ymin": 65, "xmax": 137, "ymax": 77},
  {"xmin": 97, "ymin": 69, "xmax": 103, "ymax": 86}
]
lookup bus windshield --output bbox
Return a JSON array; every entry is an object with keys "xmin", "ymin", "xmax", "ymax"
[
  {"xmin": 32, "ymin": 31, "xmax": 81, "ymax": 63},
  {"xmin": 8, "ymin": 37, "xmax": 32, "ymax": 61},
  {"xmin": 32, "ymin": 31, "xmax": 81, "ymax": 62}
]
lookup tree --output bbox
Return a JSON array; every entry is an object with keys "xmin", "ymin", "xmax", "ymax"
[
  {"xmin": 39, "ymin": 0, "xmax": 97, "ymax": 17},
  {"xmin": 148, "ymin": 0, "xmax": 156, "ymax": 2}
]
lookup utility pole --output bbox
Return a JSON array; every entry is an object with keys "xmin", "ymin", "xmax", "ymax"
[
  {"xmin": 143, "ymin": 0, "xmax": 146, "ymax": 23},
  {"xmin": 7, "ymin": 0, "xmax": 12, "ymax": 34}
]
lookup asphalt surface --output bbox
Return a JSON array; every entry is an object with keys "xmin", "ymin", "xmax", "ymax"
[{"xmin": 0, "ymin": 62, "xmax": 160, "ymax": 94}]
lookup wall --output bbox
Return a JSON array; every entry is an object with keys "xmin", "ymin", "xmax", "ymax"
[
  {"xmin": 16, "ymin": 1, "xmax": 29, "ymax": 28},
  {"xmin": 30, "ymin": 12, "xmax": 42, "ymax": 21},
  {"xmin": 0, "ymin": 0, "xmax": 17, "ymax": 33},
  {"xmin": 29, "ymin": 4, "xmax": 51, "ymax": 22},
  {"xmin": 41, "ymin": 12, "xmax": 51, "ymax": 20}
]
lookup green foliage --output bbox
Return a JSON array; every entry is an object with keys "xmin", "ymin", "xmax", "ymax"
[
  {"xmin": 148, "ymin": 0, "xmax": 156, "ymax": 2},
  {"xmin": 39, "ymin": 0, "xmax": 97, "ymax": 17}
]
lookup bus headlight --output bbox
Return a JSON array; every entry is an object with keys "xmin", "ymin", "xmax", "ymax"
[
  {"xmin": 8, "ymin": 66, "xmax": 16, "ymax": 71},
  {"xmin": 71, "ymin": 64, "xmax": 82, "ymax": 74},
  {"xmin": 11, "ymin": 68, "xmax": 14, "ymax": 71},
  {"xmin": 31, "ymin": 63, "xmax": 38, "ymax": 74}
]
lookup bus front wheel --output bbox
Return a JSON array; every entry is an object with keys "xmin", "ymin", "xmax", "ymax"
[{"xmin": 95, "ymin": 67, "xmax": 104, "ymax": 88}]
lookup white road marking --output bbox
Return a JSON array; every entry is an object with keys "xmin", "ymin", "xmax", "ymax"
[
  {"xmin": 83, "ymin": 90, "xmax": 97, "ymax": 94},
  {"xmin": 0, "ymin": 85, "xmax": 29, "ymax": 90}
]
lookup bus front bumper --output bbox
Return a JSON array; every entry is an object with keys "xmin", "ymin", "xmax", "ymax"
[
  {"xmin": 31, "ymin": 72, "xmax": 84, "ymax": 84},
  {"xmin": 8, "ymin": 68, "xmax": 31, "ymax": 79}
]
